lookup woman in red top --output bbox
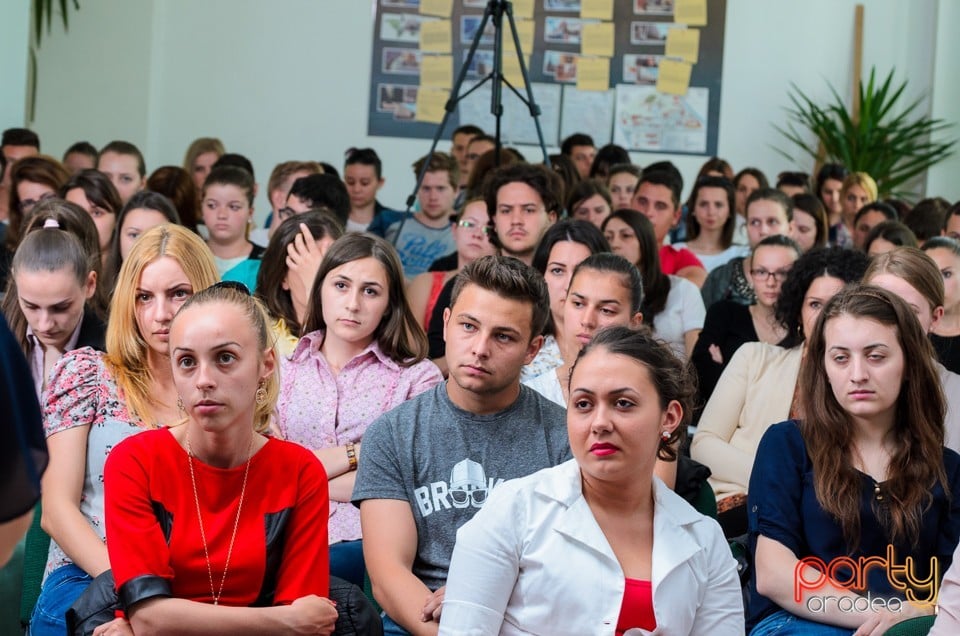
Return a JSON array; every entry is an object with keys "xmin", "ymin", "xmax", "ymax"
[{"xmin": 98, "ymin": 282, "xmax": 337, "ymax": 635}]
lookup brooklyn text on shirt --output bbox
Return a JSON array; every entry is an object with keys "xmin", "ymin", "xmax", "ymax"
[{"xmin": 413, "ymin": 458, "xmax": 505, "ymax": 517}]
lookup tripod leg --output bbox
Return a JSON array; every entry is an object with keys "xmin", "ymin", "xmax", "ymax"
[
  {"xmin": 390, "ymin": 2, "xmax": 498, "ymax": 244},
  {"xmin": 501, "ymin": 3, "xmax": 551, "ymax": 166}
]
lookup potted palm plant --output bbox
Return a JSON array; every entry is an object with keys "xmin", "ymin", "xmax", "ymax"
[{"xmin": 775, "ymin": 67, "xmax": 955, "ymax": 199}]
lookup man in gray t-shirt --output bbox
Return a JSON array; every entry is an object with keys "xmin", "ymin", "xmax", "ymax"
[
  {"xmin": 384, "ymin": 152, "xmax": 459, "ymax": 278},
  {"xmin": 353, "ymin": 255, "xmax": 569, "ymax": 635}
]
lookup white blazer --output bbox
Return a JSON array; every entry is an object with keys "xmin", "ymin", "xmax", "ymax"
[{"xmin": 439, "ymin": 460, "xmax": 744, "ymax": 635}]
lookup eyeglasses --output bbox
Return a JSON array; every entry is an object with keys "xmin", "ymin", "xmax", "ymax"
[
  {"xmin": 750, "ymin": 268, "xmax": 791, "ymax": 283},
  {"xmin": 457, "ymin": 219, "xmax": 491, "ymax": 235},
  {"xmin": 210, "ymin": 280, "xmax": 251, "ymax": 295},
  {"xmin": 19, "ymin": 192, "xmax": 56, "ymax": 214}
]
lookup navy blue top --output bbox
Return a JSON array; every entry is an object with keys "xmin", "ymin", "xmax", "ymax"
[
  {"xmin": 0, "ymin": 314, "xmax": 47, "ymax": 521},
  {"xmin": 746, "ymin": 420, "xmax": 960, "ymax": 631}
]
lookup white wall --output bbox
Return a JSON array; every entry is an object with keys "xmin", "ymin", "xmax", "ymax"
[
  {"xmin": 30, "ymin": 0, "xmax": 155, "ymax": 153},
  {"xmin": 927, "ymin": 0, "xmax": 960, "ymax": 200},
  {"xmin": 1, "ymin": 2, "xmax": 31, "ymax": 129},
  {"xmin": 25, "ymin": 0, "xmax": 960, "ymax": 221}
]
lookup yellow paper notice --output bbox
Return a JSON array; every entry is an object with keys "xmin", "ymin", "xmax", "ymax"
[
  {"xmin": 665, "ymin": 28, "xmax": 700, "ymax": 63},
  {"xmin": 415, "ymin": 88, "xmax": 447, "ymax": 123},
  {"xmin": 419, "ymin": 20, "xmax": 452, "ymax": 53},
  {"xmin": 581, "ymin": 0, "xmax": 614, "ymax": 21},
  {"xmin": 420, "ymin": 54, "xmax": 452, "ymax": 88},
  {"xmin": 502, "ymin": 54, "xmax": 529, "ymax": 87},
  {"xmin": 675, "ymin": 0, "xmax": 708, "ymax": 26},
  {"xmin": 581, "ymin": 22, "xmax": 614, "ymax": 57},
  {"xmin": 656, "ymin": 59, "xmax": 692, "ymax": 95},
  {"xmin": 504, "ymin": 19, "xmax": 535, "ymax": 54},
  {"xmin": 419, "ymin": 0, "xmax": 452, "ymax": 18},
  {"xmin": 576, "ymin": 56, "xmax": 610, "ymax": 92},
  {"xmin": 512, "ymin": 0, "xmax": 535, "ymax": 19}
]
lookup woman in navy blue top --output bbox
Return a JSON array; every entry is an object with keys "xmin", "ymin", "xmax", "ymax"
[{"xmin": 748, "ymin": 285, "xmax": 960, "ymax": 635}]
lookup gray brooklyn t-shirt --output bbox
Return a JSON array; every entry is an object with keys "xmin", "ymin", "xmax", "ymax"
[{"xmin": 352, "ymin": 383, "xmax": 570, "ymax": 591}]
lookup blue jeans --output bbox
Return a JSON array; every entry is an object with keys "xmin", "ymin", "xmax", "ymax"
[
  {"xmin": 30, "ymin": 563, "xmax": 93, "ymax": 635},
  {"xmin": 381, "ymin": 613, "xmax": 412, "ymax": 636},
  {"xmin": 329, "ymin": 539, "xmax": 365, "ymax": 588},
  {"xmin": 751, "ymin": 610, "xmax": 855, "ymax": 636}
]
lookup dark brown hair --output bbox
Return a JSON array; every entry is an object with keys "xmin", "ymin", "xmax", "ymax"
[
  {"xmin": 147, "ymin": 166, "xmax": 198, "ymax": 232},
  {"xmin": 799, "ymin": 284, "xmax": 947, "ymax": 549},
  {"xmin": 449, "ymin": 255, "xmax": 550, "ymax": 341},
  {"xmin": 7, "ymin": 198, "xmax": 107, "ymax": 320},
  {"xmin": 792, "ymin": 193, "xmax": 829, "ymax": 250},
  {"xmin": 686, "ymin": 176, "xmax": 736, "ymax": 248},
  {"xmin": 6, "ymin": 155, "xmax": 70, "ymax": 250},
  {"xmin": 302, "ymin": 233, "xmax": 427, "ymax": 364},
  {"xmin": 256, "ymin": 211, "xmax": 343, "ymax": 336},
  {"xmin": 571, "ymin": 325, "xmax": 692, "ymax": 461}
]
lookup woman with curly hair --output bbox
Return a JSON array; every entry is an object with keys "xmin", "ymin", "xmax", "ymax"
[{"xmin": 690, "ymin": 247, "xmax": 869, "ymax": 535}]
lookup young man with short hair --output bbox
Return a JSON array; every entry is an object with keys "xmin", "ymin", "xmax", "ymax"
[
  {"xmin": 1, "ymin": 128, "xmax": 41, "ymax": 223},
  {"xmin": 484, "ymin": 163, "xmax": 561, "ymax": 265},
  {"xmin": 560, "ymin": 132, "xmax": 596, "ymax": 179},
  {"xmin": 62, "ymin": 141, "xmax": 98, "ymax": 174},
  {"xmin": 631, "ymin": 170, "xmax": 707, "ymax": 287},
  {"xmin": 281, "ymin": 173, "xmax": 351, "ymax": 230},
  {"xmin": 354, "ymin": 255, "xmax": 570, "ymax": 635},
  {"xmin": 254, "ymin": 160, "xmax": 323, "ymax": 245},
  {"xmin": 462, "ymin": 134, "xmax": 496, "ymax": 187},
  {"xmin": 450, "ymin": 124, "xmax": 484, "ymax": 188},
  {"xmin": 384, "ymin": 152, "xmax": 459, "ymax": 278},
  {"xmin": 96, "ymin": 140, "xmax": 147, "ymax": 205},
  {"xmin": 344, "ymin": 147, "xmax": 400, "ymax": 233}
]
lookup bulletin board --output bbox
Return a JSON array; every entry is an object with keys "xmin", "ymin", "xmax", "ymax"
[{"xmin": 367, "ymin": 0, "xmax": 726, "ymax": 156}]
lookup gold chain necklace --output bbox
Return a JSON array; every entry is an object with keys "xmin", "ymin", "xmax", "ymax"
[{"xmin": 185, "ymin": 433, "xmax": 255, "ymax": 606}]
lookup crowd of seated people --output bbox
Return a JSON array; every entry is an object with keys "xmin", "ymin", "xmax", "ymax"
[{"xmin": 2, "ymin": 123, "xmax": 960, "ymax": 636}]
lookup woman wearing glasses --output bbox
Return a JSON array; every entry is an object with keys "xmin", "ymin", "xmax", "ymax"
[
  {"xmin": 31, "ymin": 225, "xmax": 219, "ymax": 634},
  {"xmin": 407, "ymin": 198, "xmax": 495, "ymax": 332},
  {"xmin": 690, "ymin": 247, "xmax": 868, "ymax": 536},
  {"xmin": 691, "ymin": 235, "xmax": 801, "ymax": 406}
]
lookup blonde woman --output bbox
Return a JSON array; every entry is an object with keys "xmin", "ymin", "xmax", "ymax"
[
  {"xmin": 99, "ymin": 283, "xmax": 337, "ymax": 634},
  {"xmin": 31, "ymin": 225, "xmax": 218, "ymax": 634},
  {"xmin": 829, "ymin": 171, "xmax": 877, "ymax": 249},
  {"xmin": 182, "ymin": 137, "xmax": 225, "ymax": 190}
]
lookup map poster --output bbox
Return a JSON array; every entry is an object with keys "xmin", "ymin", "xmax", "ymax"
[{"xmin": 614, "ymin": 85, "xmax": 708, "ymax": 153}]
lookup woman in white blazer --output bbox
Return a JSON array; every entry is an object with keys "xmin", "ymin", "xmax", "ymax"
[{"xmin": 439, "ymin": 327, "xmax": 744, "ymax": 636}]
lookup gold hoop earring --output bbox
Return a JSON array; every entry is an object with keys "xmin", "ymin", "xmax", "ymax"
[{"xmin": 255, "ymin": 383, "xmax": 267, "ymax": 406}]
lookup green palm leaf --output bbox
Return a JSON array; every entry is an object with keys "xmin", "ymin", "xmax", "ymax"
[{"xmin": 775, "ymin": 67, "xmax": 957, "ymax": 200}]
